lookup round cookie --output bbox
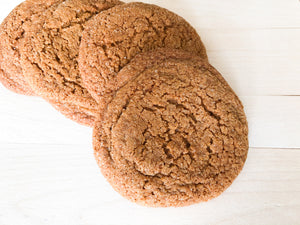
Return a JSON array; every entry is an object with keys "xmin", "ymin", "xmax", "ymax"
[
  {"xmin": 20, "ymin": 0, "xmax": 123, "ymax": 124},
  {"xmin": 0, "ymin": 0, "xmax": 63, "ymax": 95},
  {"xmin": 93, "ymin": 49, "xmax": 248, "ymax": 207},
  {"xmin": 79, "ymin": 2, "xmax": 208, "ymax": 103}
]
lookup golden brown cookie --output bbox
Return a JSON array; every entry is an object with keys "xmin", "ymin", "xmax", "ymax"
[
  {"xmin": 94, "ymin": 49, "xmax": 248, "ymax": 207},
  {"xmin": 48, "ymin": 100, "xmax": 97, "ymax": 126},
  {"xmin": 79, "ymin": 2, "xmax": 208, "ymax": 103},
  {"xmin": 0, "ymin": 0, "xmax": 63, "ymax": 95},
  {"xmin": 20, "ymin": 0, "xmax": 123, "ymax": 125}
]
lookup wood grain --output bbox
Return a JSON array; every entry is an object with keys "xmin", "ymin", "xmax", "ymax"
[
  {"xmin": 0, "ymin": 0, "xmax": 299, "ymax": 224},
  {"xmin": 0, "ymin": 145, "xmax": 299, "ymax": 225},
  {"xmin": 1, "ymin": 92, "xmax": 299, "ymax": 148}
]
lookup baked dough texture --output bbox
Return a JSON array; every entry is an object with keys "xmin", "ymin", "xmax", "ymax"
[
  {"xmin": 0, "ymin": 0, "xmax": 63, "ymax": 95},
  {"xmin": 21, "ymin": 0, "xmax": 123, "ymax": 126},
  {"xmin": 79, "ymin": 2, "xmax": 208, "ymax": 103},
  {"xmin": 94, "ymin": 49, "xmax": 248, "ymax": 207}
]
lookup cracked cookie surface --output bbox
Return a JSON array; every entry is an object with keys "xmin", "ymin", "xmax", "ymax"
[
  {"xmin": 20, "ymin": 0, "xmax": 123, "ymax": 126},
  {"xmin": 94, "ymin": 49, "xmax": 248, "ymax": 207},
  {"xmin": 79, "ymin": 2, "xmax": 208, "ymax": 103},
  {"xmin": 0, "ymin": 0, "xmax": 62, "ymax": 95}
]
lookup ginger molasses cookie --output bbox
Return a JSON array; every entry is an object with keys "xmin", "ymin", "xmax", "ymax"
[
  {"xmin": 0, "ymin": 0, "xmax": 62, "ymax": 95},
  {"xmin": 79, "ymin": 2, "xmax": 208, "ymax": 103},
  {"xmin": 21, "ymin": 0, "xmax": 123, "ymax": 125},
  {"xmin": 48, "ymin": 100, "xmax": 97, "ymax": 126},
  {"xmin": 94, "ymin": 49, "xmax": 248, "ymax": 207}
]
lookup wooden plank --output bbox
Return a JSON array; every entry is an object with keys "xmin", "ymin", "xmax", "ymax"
[
  {"xmin": 0, "ymin": 145, "xmax": 299, "ymax": 225},
  {"xmin": 2, "ymin": 0, "xmax": 300, "ymax": 30},
  {"xmin": 122, "ymin": 1, "xmax": 300, "ymax": 97},
  {"xmin": 242, "ymin": 96, "xmax": 300, "ymax": 148},
  {"xmin": 2, "ymin": 0, "xmax": 300, "ymax": 29},
  {"xmin": 0, "ymin": 0, "xmax": 299, "ymax": 225},
  {"xmin": 1, "ymin": 28, "xmax": 299, "ymax": 97},
  {"xmin": 3, "ymin": 4, "xmax": 299, "ymax": 97},
  {"xmin": 1, "ymin": 90, "xmax": 299, "ymax": 148},
  {"xmin": 203, "ymin": 29, "xmax": 300, "ymax": 96},
  {"xmin": 124, "ymin": 0, "xmax": 300, "ymax": 29},
  {"xmin": 0, "ymin": 90, "xmax": 92, "ymax": 145},
  {"xmin": 1, "ymin": 1, "xmax": 300, "ymax": 97}
]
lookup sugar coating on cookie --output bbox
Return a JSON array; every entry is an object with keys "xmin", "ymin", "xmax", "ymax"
[
  {"xmin": 94, "ymin": 49, "xmax": 248, "ymax": 207},
  {"xmin": 79, "ymin": 2, "xmax": 208, "ymax": 103},
  {"xmin": 0, "ymin": 0, "xmax": 62, "ymax": 95},
  {"xmin": 21, "ymin": 0, "xmax": 123, "ymax": 124}
]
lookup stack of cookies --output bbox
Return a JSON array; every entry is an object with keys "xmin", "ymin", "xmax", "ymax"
[{"xmin": 0, "ymin": 0, "xmax": 248, "ymax": 207}]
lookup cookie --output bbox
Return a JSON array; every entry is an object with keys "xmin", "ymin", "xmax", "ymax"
[
  {"xmin": 93, "ymin": 49, "xmax": 248, "ymax": 207},
  {"xmin": 79, "ymin": 2, "xmax": 208, "ymax": 103},
  {"xmin": 20, "ymin": 0, "xmax": 123, "ymax": 125},
  {"xmin": 48, "ymin": 100, "xmax": 97, "ymax": 126},
  {"xmin": 0, "ymin": 0, "xmax": 62, "ymax": 95}
]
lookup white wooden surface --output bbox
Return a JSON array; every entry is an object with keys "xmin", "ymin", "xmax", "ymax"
[{"xmin": 0, "ymin": 0, "xmax": 299, "ymax": 224}]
